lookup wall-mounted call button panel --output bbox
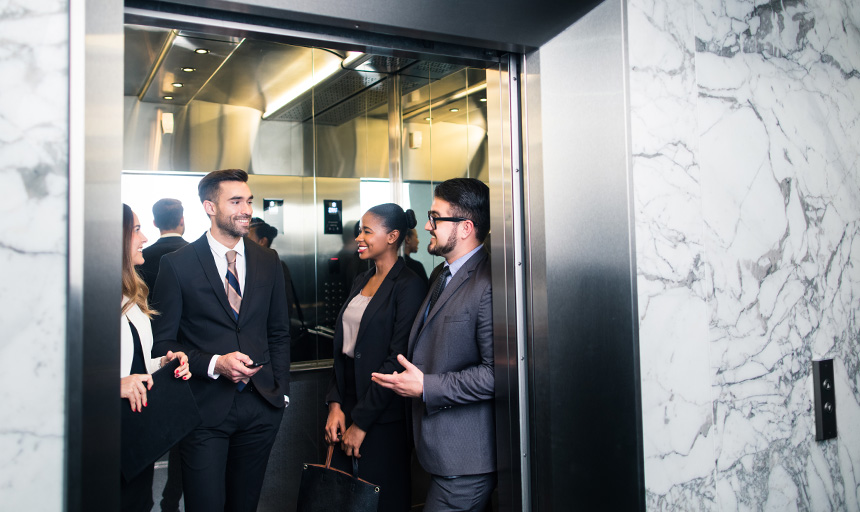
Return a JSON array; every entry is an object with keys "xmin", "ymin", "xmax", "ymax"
[{"xmin": 812, "ymin": 359, "xmax": 837, "ymax": 441}]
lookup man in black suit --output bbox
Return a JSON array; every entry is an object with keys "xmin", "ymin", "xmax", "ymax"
[
  {"xmin": 152, "ymin": 169, "xmax": 291, "ymax": 512},
  {"xmin": 373, "ymin": 178, "xmax": 495, "ymax": 512},
  {"xmin": 137, "ymin": 198, "xmax": 188, "ymax": 306}
]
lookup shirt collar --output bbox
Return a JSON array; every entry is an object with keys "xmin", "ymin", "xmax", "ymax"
[
  {"xmin": 206, "ymin": 230, "xmax": 245, "ymax": 258},
  {"xmin": 159, "ymin": 233, "xmax": 183, "ymax": 239},
  {"xmin": 445, "ymin": 244, "xmax": 483, "ymax": 278}
]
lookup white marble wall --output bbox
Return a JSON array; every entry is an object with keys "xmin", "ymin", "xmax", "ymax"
[
  {"xmin": 630, "ymin": 0, "xmax": 860, "ymax": 509},
  {"xmin": 0, "ymin": 0, "xmax": 68, "ymax": 508}
]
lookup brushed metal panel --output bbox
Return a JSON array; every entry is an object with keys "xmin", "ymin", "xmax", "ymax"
[
  {"xmin": 527, "ymin": 0, "xmax": 644, "ymax": 509},
  {"xmin": 68, "ymin": 0, "xmax": 124, "ymax": 509}
]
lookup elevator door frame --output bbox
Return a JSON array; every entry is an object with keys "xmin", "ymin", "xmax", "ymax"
[{"xmin": 69, "ymin": 2, "xmax": 530, "ymax": 510}]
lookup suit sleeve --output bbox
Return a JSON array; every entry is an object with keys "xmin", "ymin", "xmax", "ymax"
[
  {"xmin": 267, "ymin": 253, "xmax": 291, "ymax": 396},
  {"xmin": 350, "ymin": 276, "xmax": 426, "ymax": 431},
  {"xmin": 422, "ymin": 280, "xmax": 494, "ymax": 412},
  {"xmin": 150, "ymin": 255, "xmax": 215, "ymax": 378}
]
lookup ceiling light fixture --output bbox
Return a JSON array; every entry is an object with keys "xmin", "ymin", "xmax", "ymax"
[
  {"xmin": 424, "ymin": 117, "xmax": 432, "ymax": 121},
  {"xmin": 163, "ymin": 96, "xmax": 174, "ymax": 100},
  {"xmin": 172, "ymin": 83, "xmax": 184, "ymax": 88},
  {"xmin": 263, "ymin": 51, "xmax": 364, "ymax": 119},
  {"xmin": 449, "ymin": 108, "xmax": 459, "ymax": 112},
  {"xmin": 194, "ymin": 48, "xmax": 210, "ymax": 54},
  {"xmin": 181, "ymin": 67, "xmax": 196, "ymax": 72},
  {"xmin": 479, "ymin": 98, "xmax": 487, "ymax": 102}
]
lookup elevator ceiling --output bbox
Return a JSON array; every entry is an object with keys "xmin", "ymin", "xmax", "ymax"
[{"xmin": 124, "ymin": 25, "xmax": 486, "ymax": 126}]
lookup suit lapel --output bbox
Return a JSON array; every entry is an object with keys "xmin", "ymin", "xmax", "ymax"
[
  {"xmin": 355, "ymin": 260, "xmax": 404, "ymax": 347},
  {"xmin": 409, "ymin": 249, "xmax": 488, "ymax": 354},
  {"xmin": 191, "ymin": 235, "xmax": 236, "ymax": 323}
]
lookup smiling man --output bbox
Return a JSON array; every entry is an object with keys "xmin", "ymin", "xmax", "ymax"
[
  {"xmin": 372, "ymin": 177, "xmax": 495, "ymax": 512},
  {"xmin": 152, "ymin": 169, "xmax": 291, "ymax": 512}
]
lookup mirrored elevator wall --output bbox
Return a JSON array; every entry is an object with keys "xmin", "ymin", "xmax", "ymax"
[{"xmin": 121, "ymin": 25, "xmax": 495, "ymax": 366}]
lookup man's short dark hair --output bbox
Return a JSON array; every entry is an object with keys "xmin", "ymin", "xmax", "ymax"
[
  {"xmin": 198, "ymin": 169, "xmax": 249, "ymax": 203},
  {"xmin": 152, "ymin": 198, "xmax": 184, "ymax": 230},
  {"xmin": 250, "ymin": 217, "xmax": 278, "ymax": 247},
  {"xmin": 434, "ymin": 178, "xmax": 490, "ymax": 242}
]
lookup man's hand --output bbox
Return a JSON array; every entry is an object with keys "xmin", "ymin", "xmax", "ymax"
[
  {"xmin": 215, "ymin": 351, "xmax": 260, "ymax": 383},
  {"xmin": 371, "ymin": 354, "xmax": 424, "ymax": 398}
]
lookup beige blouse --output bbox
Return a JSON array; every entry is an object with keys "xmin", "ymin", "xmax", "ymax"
[{"xmin": 341, "ymin": 293, "xmax": 372, "ymax": 357}]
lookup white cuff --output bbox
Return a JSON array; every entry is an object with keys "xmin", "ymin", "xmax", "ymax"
[
  {"xmin": 208, "ymin": 355, "xmax": 221, "ymax": 379},
  {"xmin": 284, "ymin": 395, "xmax": 290, "ymax": 408}
]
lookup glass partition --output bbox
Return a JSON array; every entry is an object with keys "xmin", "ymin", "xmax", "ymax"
[{"xmin": 122, "ymin": 24, "xmax": 496, "ymax": 364}]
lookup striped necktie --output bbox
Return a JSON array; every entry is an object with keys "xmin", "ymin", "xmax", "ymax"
[
  {"xmin": 427, "ymin": 267, "xmax": 451, "ymax": 315},
  {"xmin": 225, "ymin": 250, "xmax": 242, "ymax": 321}
]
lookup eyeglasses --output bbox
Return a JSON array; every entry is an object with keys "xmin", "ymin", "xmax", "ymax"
[{"xmin": 427, "ymin": 211, "xmax": 468, "ymax": 230}]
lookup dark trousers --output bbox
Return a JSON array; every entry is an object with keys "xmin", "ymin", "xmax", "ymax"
[
  {"xmin": 159, "ymin": 445, "xmax": 183, "ymax": 511},
  {"xmin": 120, "ymin": 464, "xmax": 154, "ymax": 512},
  {"xmin": 424, "ymin": 472, "xmax": 496, "ymax": 512},
  {"xmin": 180, "ymin": 387, "xmax": 283, "ymax": 512}
]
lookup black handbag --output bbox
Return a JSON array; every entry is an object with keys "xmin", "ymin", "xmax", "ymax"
[{"xmin": 296, "ymin": 444, "xmax": 380, "ymax": 512}]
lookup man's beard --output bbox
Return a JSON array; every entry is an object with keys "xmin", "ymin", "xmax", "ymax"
[
  {"xmin": 427, "ymin": 228, "xmax": 457, "ymax": 256},
  {"xmin": 216, "ymin": 212, "xmax": 250, "ymax": 238}
]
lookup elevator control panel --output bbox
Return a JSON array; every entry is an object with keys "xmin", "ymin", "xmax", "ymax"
[
  {"xmin": 323, "ymin": 278, "xmax": 346, "ymax": 327},
  {"xmin": 324, "ymin": 200, "xmax": 343, "ymax": 234},
  {"xmin": 812, "ymin": 359, "xmax": 837, "ymax": 441}
]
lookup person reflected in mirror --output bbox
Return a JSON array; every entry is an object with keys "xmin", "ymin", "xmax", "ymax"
[
  {"xmin": 120, "ymin": 203, "xmax": 190, "ymax": 512},
  {"xmin": 248, "ymin": 217, "xmax": 304, "ymax": 339},
  {"xmin": 324, "ymin": 203, "xmax": 428, "ymax": 512},
  {"xmin": 151, "ymin": 169, "xmax": 291, "ymax": 512},
  {"xmin": 402, "ymin": 228, "xmax": 429, "ymax": 288},
  {"xmin": 137, "ymin": 198, "xmax": 188, "ymax": 309},
  {"xmin": 133, "ymin": 197, "xmax": 188, "ymax": 512},
  {"xmin": 372, "ymin": 179, "xmax": 496, "ymax": 512}
]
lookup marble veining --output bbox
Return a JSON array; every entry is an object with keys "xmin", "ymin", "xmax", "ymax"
[
  {"xmin": 0, "ymin": 0, "xmax": 69, "ymax": 508},
  {"xmin": 632, "ymin": 0, "xmax": 860, "ymax": 509}
]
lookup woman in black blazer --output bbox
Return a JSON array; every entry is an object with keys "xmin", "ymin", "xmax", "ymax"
[{"xmin": 325, "ymin": 203, "xmax": 427, "ymax": 511}]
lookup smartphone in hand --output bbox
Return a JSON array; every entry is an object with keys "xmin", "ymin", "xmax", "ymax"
[{"xmin": 244, "ymin": 359, "xmax": 270, "ymax": 369}]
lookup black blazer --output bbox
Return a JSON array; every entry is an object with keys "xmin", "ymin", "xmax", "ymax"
[
  {"xmin": 403, "ymin": 255, "xmax": 429, "ymax": 288},
  {"xmin": 138, "ymin": 236, "xmax": 188, "ymax": 304},
  {"xmin": 151, "ymin": 234, "xmax": 291, "ymax": 426},
  {"xmin": 326, "ymin": 257, "xmax": 427, "ymax": 430}
]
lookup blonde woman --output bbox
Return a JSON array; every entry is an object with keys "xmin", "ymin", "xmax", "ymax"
[{"xmin": 121, "ymin": 203, "xmax": 190, "ymax": 512}]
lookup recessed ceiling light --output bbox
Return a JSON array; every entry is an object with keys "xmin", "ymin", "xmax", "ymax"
[
  {"xmin": 449, "ymin": 108, "xmax": 459, "ymax": 113},
  {"xmin": 172, "ymin": 83, "xmax": 184, "ymax": 88},
  {"xmin": 181, "ymin": 67, "xmax": 196, "ymax": 72},
  {"xmin": 479, "ymin": 98, "xmax": 487, "ymax": 102},
  {"xmin": 194, "ymin": 48, "xmax": 210, "ymax": 54},
  {"xmin": 163, "ymin": 96, "xmax": 174, "ymax": 100},
  {"xmin": 424, "ymin": 117, "xmax": 432, "ymax": 121}
]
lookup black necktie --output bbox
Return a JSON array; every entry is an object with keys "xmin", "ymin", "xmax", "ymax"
[{"xmin": 427, "ymin": 267, "xmax": 451, "ymax": 314}]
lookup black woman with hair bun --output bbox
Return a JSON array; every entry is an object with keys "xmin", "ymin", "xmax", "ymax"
[{"xmin": 324, "ymin": 203, "xmax": 428, "ymax": 511}]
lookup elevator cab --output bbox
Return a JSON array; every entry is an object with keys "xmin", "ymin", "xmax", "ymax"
[{"xmin": 121, "ymin": 20, "xmax": 515, "ymax": 510}]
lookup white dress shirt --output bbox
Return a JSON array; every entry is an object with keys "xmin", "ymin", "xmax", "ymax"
[
  {"xmin": 204, "ymin": 231, "xmax": 289, "ymax": 407},
  {"xmin": 205, "ymin": 230, "xmax": 246, "ymax": 379}
]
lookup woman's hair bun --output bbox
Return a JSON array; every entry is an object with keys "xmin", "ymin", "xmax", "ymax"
[{"xmin": 404, "ymin": 209, "xmax": 417, "ymax": 230}]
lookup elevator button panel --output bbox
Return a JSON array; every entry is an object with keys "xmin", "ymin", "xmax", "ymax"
[{"xmin": 812, "ymin": 359, "xmax": 837, "ymax": 441}]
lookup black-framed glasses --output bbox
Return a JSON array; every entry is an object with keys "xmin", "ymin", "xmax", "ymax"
[{"xmin": 428, "ymin": 211, "xmax": 468, "ymax": 230}]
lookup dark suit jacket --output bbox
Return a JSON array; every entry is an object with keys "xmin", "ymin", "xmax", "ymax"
[
  {"xmin": 151, "ymin": 234, "xmax": 291, "ymax": 427},
  {"xmin": 326, "ymin": 258, "xmax": 426, "ymax": 430},
  {"xmin": 408, "ymin": 248, "xmax": 495, "ymax": 476},
  {"xmin": 403, "ymin": 255, "xmax": 429, "ymax": 288},
  {"xmin": 138, "ymin": 235, "xmax": 188, "ymax": 305}
]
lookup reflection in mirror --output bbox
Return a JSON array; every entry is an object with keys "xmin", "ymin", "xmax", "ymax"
[{"xmin": 123, "ymin": 24, "xmax": 494, "ymax": 366}]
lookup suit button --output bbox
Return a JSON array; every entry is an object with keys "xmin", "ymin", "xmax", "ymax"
[
  {"xmin": 236, "ymin": 327, "xmax": 240, "ymax": 333},
  {"xmin": 355, "ymin": 352, "xmax": 361, "ymax": 359}
]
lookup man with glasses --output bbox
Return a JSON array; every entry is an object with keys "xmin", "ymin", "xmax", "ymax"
[{"xmin": 372, "ymin": 177, "xmax": 495, "ymax": 511}]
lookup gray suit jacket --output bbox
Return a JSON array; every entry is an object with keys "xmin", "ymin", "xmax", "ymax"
[{"xmin": 407, "ymin": 248, "xmax": 495, "ymax": 476}]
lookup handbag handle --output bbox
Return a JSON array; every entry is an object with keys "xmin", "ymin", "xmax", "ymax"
[
  {"xmin": 323, "ymin": 443, "xmax": 361, "ymax": 479},
  {"xmin": 325, "ymin": 444, "xmax": 334, "ymax": 469}
]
